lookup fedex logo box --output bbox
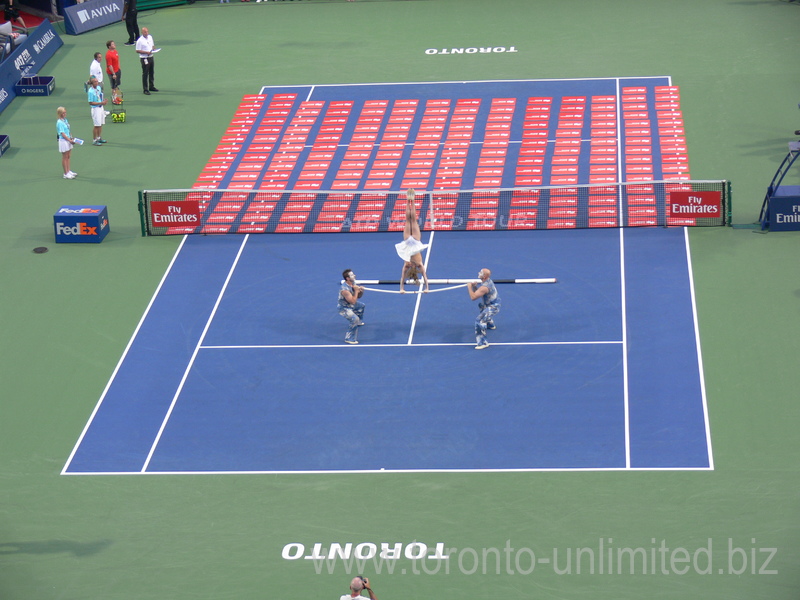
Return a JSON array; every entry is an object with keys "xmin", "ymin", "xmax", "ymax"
[{"xmin": 54, "ymin": 205, "xmax": 110, "ymax": 243}]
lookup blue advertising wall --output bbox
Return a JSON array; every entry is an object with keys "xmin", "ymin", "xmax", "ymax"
[
  {"xmin": 63, "ymin": 0, "xmax": 124, "ymax": 35},
  {"xmin": 0, "ymin": 22, "xmax": 64, "ymax": 115}
]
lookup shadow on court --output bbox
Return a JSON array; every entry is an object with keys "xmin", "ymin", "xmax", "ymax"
[{"xmin": 0, "ymin": 539, "xmax": 113, "ymax": 557}]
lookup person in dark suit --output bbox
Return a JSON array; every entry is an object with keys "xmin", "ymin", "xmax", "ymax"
[{"xmin": 121, "ymin": 0, "xmax": 139, "ymax": 46}]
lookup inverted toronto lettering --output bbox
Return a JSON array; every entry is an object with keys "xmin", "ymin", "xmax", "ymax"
[
  {"xmin": 282, "ymin": 542, "xmax": 449, "ymax": 561},
  {"xmin": 425, "ymin": 46, "xmax": 518, "ymax": 55}
]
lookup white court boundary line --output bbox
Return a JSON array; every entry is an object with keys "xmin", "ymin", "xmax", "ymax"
[
  {"xmin": 406, "ymin": 228, "xmax": 435, "ymax": 344},
  {"xmin": 61, "ymin": 235, "xmax": 190, "ymax": 475},
  {"xmin": 672, "ymin": 74, "xmax": 713, "ymax": 466},
  {"xmin": 63, "ymin": 465, "xmax": 713, "ymax": 477},
  {"xmin": 199, "ymin": 340, "xmax": 623, "ymax": 350},
  {"xmin": 615, "ymin": 79, "xmax": 632, "ymax": 469},
  {"xmin": 684, "ymin": 227, "xmax": 715, "ymax": 471},
  {"xmin": 259, "ymin": 75, "xmax": 674, "ymax": 95},
  {"xmin": 619, "ymin": 228, "xmax": 631, "ymax": 469},
  {"xmin": 615, "ymin": 77, "xmax": 625, "ymax": 224},
  {"xmin": 140, "ymin": 234, "xmax": 251, "ymax": 473}
]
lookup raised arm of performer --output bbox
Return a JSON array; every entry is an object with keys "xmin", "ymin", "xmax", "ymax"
[
  {"xmin": 396, "ymin": 189, "xmax": 429, "ymax": 294},
  {"xmin": 399, "ymin": 261, "xmax": 428, "ymax": 293}
]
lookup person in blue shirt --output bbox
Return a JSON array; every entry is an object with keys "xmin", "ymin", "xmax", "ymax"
[
  {"xmin": 338, "ymin": 269, "xmax": 365, "ymax": 344},
  {"xmin": 467, "ymin": 268, "xmax": 500, "ymax": 350},
  {"xmin": 56, "ymin": 106, "xmax": 78, "ymax": 179},
  {"xmin": 87, "ymin": 77, "xmax": 107, "ymax": 145}
]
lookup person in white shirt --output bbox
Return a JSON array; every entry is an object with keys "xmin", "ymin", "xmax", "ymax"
[
  {"xmin": 339, "ymin": 577, "xmax": 377, "ymax": 600},
  {"xmin": 89, "ymin": 52, "xmax": 103, "ymax": 88},
  {"xmin": 87, "ymin": 52, "xmax": 110, "ymax": 116},
  {"xmin": 135, "ymin": 27, "xmax": 159, "ymax": 95}
]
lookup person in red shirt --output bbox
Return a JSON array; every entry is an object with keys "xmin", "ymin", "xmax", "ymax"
[{"xmin": 105, "ymin": 40, "xmax": 122, "ymax": 104}]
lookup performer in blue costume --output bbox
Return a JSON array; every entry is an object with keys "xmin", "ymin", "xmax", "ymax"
[
  {"xmin": 338, "ymin": 269, "xmax": 365, "ymax": 345},
  {"xmin": 467, "ymin": 268, "xmax": 501, "ymax": 350}
]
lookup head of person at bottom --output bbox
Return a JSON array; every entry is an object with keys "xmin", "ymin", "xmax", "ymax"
[
  {"xmin": 404, "ymin": 261, "xmax": 421, "ymax": 284},
  {"xmin": 350, "ymin": 576, "xmax": 372, "ymax": 595},
  {"xmin": 478, "ymin": 268, "xmax": 491, "ymax": 281}
]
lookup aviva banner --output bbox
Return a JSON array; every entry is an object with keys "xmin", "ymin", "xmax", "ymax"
[
  {"xmin": 64, "ymin": 0, "xmax": 123, "ymax": 35},
  {"xmin": 0, "ymin": 21, "xmax": 63, "ymax": 115}
]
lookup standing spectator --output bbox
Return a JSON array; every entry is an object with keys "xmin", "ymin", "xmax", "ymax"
[
  {"xmin": 105, "ymin": 40, "xmax": 122, "ymax": 103},
  {"xmin": 121, "ymin": 0, "xmax": 139, "ymax": 46},
  {"xmin": 86, "ymin": 52, "xmax": 106, "ymax": 111},
  {"xmin": 56, "ymin": 106, "xmax": 78, "ymax": 179},
  {"xmin": 87, "ymin": 77, "xmax": 107, "ymax": 146},
  {"xmin": 89, "ymin": 52, "xmax": 103, "ymax": 89},
  {"xmin": 467, "ymin": 268, "xmax": 500, "ymax": 350},
  {"xmin": 3, "ymin": 0, "xmax": 27, "ymax": 31},
  {"xmin": 338, "ymin": 269, "xmax": 365, "ymax": 345},
  {"xmin": 135, "ymin": 27, "xmax": 159, "ymax": 95}
]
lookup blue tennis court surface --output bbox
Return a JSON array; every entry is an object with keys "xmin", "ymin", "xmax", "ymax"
[
  {"xmin": 64, "ymin": 78, "xmax": 711, "ymax": 474},
  {"xmin": 63, "ymin": 226, "xmax": 712, "ymax": 474}
]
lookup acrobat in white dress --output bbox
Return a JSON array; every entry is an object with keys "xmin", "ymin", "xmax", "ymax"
[{"xmin": 395, "ymin": 236, "xmax": 428, "ymax": 261}]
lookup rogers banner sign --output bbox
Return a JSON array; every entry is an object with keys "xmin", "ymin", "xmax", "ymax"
[
  {"xmin": 150, "ymin": 200, "xmax": 201, "ymax": 228},
  {"xmin": 668, "ymin": 191, "xmax": 722, "ymax": 217}
]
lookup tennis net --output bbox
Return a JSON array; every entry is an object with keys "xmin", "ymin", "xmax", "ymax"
[{"xmin": 138, "ymin": 180, "xmax": 731, "ymax": 236}]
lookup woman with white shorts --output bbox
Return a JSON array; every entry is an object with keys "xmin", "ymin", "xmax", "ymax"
[{"xmin": 56, "ymin": 107, "xmax": 78, "ymax": 179}]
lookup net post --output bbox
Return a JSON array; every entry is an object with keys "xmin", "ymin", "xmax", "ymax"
[
  {"xmin": 138, "ymin": 190, "xmax": 148, "ymax": 236},
  {"xmin": 725, "ymin": 180, "xmax": 733, "ymax": 226}
]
